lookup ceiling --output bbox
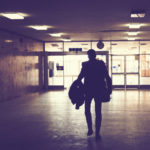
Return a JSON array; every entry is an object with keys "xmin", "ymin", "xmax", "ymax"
[{"xmin": 1, "ymin": 0, "xmax": 150, "ymax": 42}]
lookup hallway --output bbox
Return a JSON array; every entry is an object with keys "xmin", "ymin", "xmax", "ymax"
[{"xmin": 0, "ymin": 90, "xmax": 150, "ymax": 150}]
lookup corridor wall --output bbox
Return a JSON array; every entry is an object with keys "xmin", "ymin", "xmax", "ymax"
[{"xmin": 0, "ymin": 29, "xmax": 43, "ymax": 102}]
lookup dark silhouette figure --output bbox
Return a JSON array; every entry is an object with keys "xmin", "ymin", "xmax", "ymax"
[{"xmin": 77, "ymin": 49, "xmax": 112, "ymax": 140}]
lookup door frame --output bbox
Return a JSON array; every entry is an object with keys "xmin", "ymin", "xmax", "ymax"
[{"xmin": 111, "ymin": 54, "xmax": 140, "ymax": 89}]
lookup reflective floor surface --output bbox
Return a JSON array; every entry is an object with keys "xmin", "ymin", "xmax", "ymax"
[{"xmin": 0, "ymin": 90, "xmax": 150, "ymax": 150}]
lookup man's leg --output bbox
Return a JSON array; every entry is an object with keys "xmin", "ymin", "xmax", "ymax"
[
  {"xmin": 94, "ymin": 97, "xmax": 102, "ymax": 139},
  {"xmin": 85, "ymin": 96, "xmax": 93, "ymax": 136}
]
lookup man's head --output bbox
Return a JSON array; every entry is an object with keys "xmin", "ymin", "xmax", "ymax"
[{"xmin": 87, "ymin": 49, "xmax": 96, "ymax": 60}]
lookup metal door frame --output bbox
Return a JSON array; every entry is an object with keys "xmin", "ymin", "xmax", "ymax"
[{"xmin": 111, "ymin": 54, "xmax": 140, "ymax": 89}]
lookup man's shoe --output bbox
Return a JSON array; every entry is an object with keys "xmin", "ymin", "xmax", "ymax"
[{"xmin": 87, "ymin": 130, "xmax": 93, "ymax": 136}]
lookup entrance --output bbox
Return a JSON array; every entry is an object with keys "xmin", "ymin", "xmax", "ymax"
[
  {"xmin": 111, "ymin": 54, "xmax": 139, "ymax": 88},
  {"xmin": 46, "ymin": 51, "xmax": 109, "ymax": 89}
]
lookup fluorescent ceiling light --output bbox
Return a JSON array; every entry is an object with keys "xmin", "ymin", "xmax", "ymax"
[
  {"xmin": 138, "ymin": 13, "xmax": 145, "ymax": 18},
  {"xmin": 128, "ymin": 24, "xmax": 141, "ymax": 29},
  {"xmin": 49, "ymin": 33, "xmax": 63, "ymax": 37},
  {"xmin": 127, "ymin": 37, "xmax": 136, "ymax": 40},
  {"xmin": 62, "ymin": 38, "xmax": 71, "ymax": 41},
  {"xmin": 130, "ymin": 11, "xmax": 146, "ymax": 18},
  {"xmin": 131, "ymin": 13, "xmax": 145, "ymax": 18},
  {"xmin": 0, "ymin": 12, "xmax": 29, "ymax": 20},
  {"xmin": 127, "ymin": 32, "xmax": 139, "ymax": 35},
  {"xmin": 4, "ymin": 40, "xmax": 13, "ymax": 43},
  {"xmin": 28, "ymin": 25, "xmax": 52, "ymax": 30}
]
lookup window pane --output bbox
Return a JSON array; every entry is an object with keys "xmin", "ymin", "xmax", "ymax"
[
  {"xmin": 112, "ymin": 75, "xmax": 124, "ymax": 85},
  {"xmin": 126, "ymin": 56, "xmax": 138, "ymax": 73},
  {"xmin": 112, "ymin": 56, "xmax": 124, "ymax": 73},
  {"xmin": 126, "ymin": 75, "xmax": 138, "ymax": 85},
  {"xmin": 48, "ymin": 56, "xmax": 64, "ymax": 86},
  {"xmin": 140, "ymin": 54, "xmax": 150, "ymax": 85},
  {"xmin": 111, "ymin": 41, "xmax": 139, "ymax": 54},
  {"xmin": 64, "ymin": 42, "xmax": 90, "ymax": 52},
  {"xmin": 45, "ymin": 42, "xmax": 63, "ymax": 52},
  {"xmin": 140, "ymin": 41, "xmax": 150, "ymax": 54}
]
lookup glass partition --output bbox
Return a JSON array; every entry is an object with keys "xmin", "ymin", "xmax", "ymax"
[
  {"xmin": 112, "ymin": 56, "xmax": 124, "ymax": 73},
  {"xmin": 112, "ymin": 75, "xmax": 124, "ymax": 85},
  {"xmin": 111, "ymin": 41, "xmax": 139, "ymax": 55},
  {"xmin": 140, "ymin": 54, "xmax": 150, "ymax": 85},
  {"xmin": 126, "ymin": 75, "xmax": 138, "ymax": 85},
  {"xmin": 140, "ymin": 41, "xmax": 150, "ymax": 54},
  {"xmin": 126, "ymin": 56, "xmax": 138, "ymax": 73},
  {"xmin": 44, "ymin": 40, "xmax": 150, "ymax": 88}
]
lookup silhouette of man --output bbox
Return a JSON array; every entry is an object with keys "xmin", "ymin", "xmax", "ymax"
[{"xmin": 77, "ymin": 49, "xmax": 112, "ymax": 140}]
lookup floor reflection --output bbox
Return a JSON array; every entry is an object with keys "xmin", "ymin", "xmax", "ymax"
[{"xmin": 0, "ymin": 90, "xmax": 150, "ymax": 150}]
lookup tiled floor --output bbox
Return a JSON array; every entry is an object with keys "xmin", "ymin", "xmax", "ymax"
[{"xmin": 0, "ymin": 90, "xmax": 150, "ymax": 150}]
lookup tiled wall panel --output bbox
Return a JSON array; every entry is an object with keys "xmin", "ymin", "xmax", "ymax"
[{"xmin": 0, "ymin": 30, "xmax": 43, "ymax": 101}]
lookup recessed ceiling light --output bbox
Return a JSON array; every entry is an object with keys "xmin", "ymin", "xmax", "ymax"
[
  {"xmin": 28, "ymin": 25, "xmax": 52, "ymax": 30},
  {"xmin": 127, "ymin": 32, "xmax": 139, "ymax": 35},
  {"xmin": 130, "ymin": 10, "xmax": 146, "ymax": 18},
  {"xmin": 127, "ymin": 37, "xmax": 136, "ymax": 40},
  {"xmin": 131, "ymin": 13, "xmax": 145, "ymax": 18},
  {"xmin": 0, "ymin": 12, "xmax": 29, "ymax": 20},
  {"xmin": 49, "ymin": 33, "xmax": 63, "ymax": 37},
  {"xmin": 128, "ymin": 23, "xmax": 142, "ymax": 29}
]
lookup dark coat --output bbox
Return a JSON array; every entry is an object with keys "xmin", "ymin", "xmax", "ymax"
[
  {"xmin": 68, "ymin": 80, "xmax": 85, "ymax": 109},
  {"xmin": 78, "ymin": 59, "xmax": 112, "ymax": 99}
]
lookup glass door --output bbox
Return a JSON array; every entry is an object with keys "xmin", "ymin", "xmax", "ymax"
[
  {"xmin": 46, "ymin": 51, "xmax": 108, "ymax": 89},
  {"xmin": 47, "ymin": 55, "xmax": 64, "ymax": 89},
  {"xmin": 64, "ymin": 53, "xmax": 108, "ymax": 88},
  {"xmin": 126, "ymin": 55, "xmax": 139, "ymax": 87},
  {"xmin": 111, "ymin": 55, "xmax": 139, "ymax": 88},
  {"xmin": 112, "ymin": 55, "xmax": 125, "ymax": 88}
]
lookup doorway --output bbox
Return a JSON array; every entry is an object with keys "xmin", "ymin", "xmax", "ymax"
[
  {"xmin": 46, "ymin": 51, "xmax": 109, "ymax": 89},
  {"xmin": 111, "ymin": 54, "xmax": 140, "ymax": 88}
]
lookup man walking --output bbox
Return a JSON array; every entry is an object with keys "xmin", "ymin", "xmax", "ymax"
[{"xmin": 77, "ymin": 49, "xmax": 112, "ymax": 140}]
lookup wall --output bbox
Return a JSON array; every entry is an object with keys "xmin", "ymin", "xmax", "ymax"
[{"xmin": 0, "ymin": 29, "xmax": 43, "ymax": 102}]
